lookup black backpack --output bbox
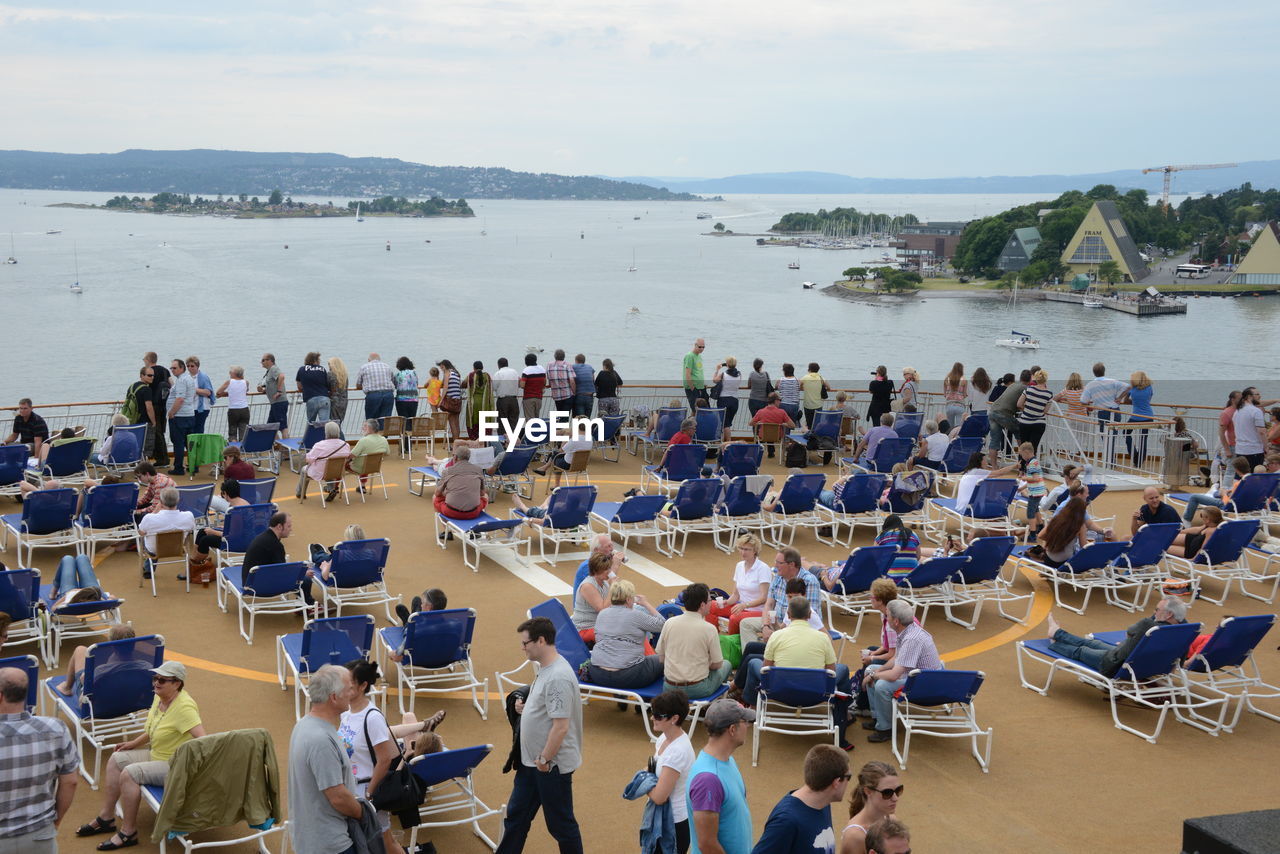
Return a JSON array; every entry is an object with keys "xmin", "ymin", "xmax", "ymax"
[{"xmin": 784, "ymin": 440, "xmax": 808, "ymax": 468}]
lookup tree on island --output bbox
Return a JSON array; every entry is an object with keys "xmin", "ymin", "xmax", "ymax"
[
  {"xmin": 713, "ymin": 222, "xmax": 726, "ymax": 232},
  {"xmin": 268, "ymin": 188, "xmax": 283, "ymax": 206},
  {"xmin": 1096, "ymin": 260, "xmax": 1123, "ymax": 286},
  {"xmin": 843, "ymin": 267, "xmax": 868, "ymax": 282}
]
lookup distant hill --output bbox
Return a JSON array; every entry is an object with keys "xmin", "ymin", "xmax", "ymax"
[
  {"xmin": 0, "ymin": 149, "xmax": 703, "ymax": 201},
  {"xmin": 613, "ymin": 162, "xmax": 1280, "ymax": 195}
]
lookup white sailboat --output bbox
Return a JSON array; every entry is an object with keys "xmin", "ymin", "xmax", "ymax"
[
  {"xmin": 628, "ymin": 249, "xmax": 637, "ymax": 273},
  {"xmin": 69, "ymin": 243, "xmax": 82, "ymax": 294},
  {"xmin": 355, "ymin": 202, "xmax": 364, "ymax": 222},
  {"xmin": 5, "ymin": 233, "xmax": 15, "ymax": 264}
]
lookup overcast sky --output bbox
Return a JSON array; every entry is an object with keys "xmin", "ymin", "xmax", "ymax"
[{"xmin": 1, "ymin": 1, "xmax": 1266, "ymax": 179}]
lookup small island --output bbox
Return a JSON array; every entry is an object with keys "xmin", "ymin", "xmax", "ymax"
[{"xmin": 50, "ymin": 189, "xmax": 474, "ymax": 219}]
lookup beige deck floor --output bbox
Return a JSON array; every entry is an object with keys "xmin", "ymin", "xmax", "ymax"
[{"xmin": 21, "ymin": 447, "xmax": 1280, "ymax": 854}]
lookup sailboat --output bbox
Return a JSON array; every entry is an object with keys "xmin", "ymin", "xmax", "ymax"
[
  {"xmin": 5, "ymin": 233, "xmax": 15, "ymax": 264},
  {"xmin": 355, "ymin": 202, "xmax": 364, "ymax": 222},
  {"xmin": 628, "ymin": 249, "xmax": 637, "ymax": 273},
  {"xmin": 788, "ymin": 260, "xmax": 800, "ymax": 270},
  {"xmin": 69, "ymin": 243, "xmax": 82, "ymax": 294}
]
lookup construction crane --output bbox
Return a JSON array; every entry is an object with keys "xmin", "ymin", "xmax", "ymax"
[{"xmin": 1142, "ymin": 163, "xmax": 1238, "ymax": 211}]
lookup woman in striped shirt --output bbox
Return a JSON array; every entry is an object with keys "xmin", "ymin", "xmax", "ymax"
[
  {"xmin": 874, "ymin": 514, "xmax": 922, "ymax": 579},
  {"xmin": 776, "ymin": 362, "xmax": 801, "ymax": 420},
  {"xmin": 1054, "ymin": 372, "xmax": 1087, "ymax": 449},
  {"xmin": 437, "ymin": 358, "xmax": 463, "ymax": 443},
  {"xmin": 1017, "ymin": 369, "xmax": 1053, "ymax": 453}
]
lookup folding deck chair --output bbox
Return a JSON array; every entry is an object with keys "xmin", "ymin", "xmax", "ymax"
[
  {"xmin": 75, "ymin": 482, "xmax": 140, "ymax": 560},
  {"xmin": 314, "ymin": 538, "xmax": 398, "ymax": 620},
  {"xmin": 924, "ymin": 478, "xmax": 1020, "ymax": 546},
  {"xmin": 751, "ymin": 666, "xmax": 838, "ymax": 767},
  {"xmin": 233, "ymin": 424, "xmax": 280, "ymax": 474},
  {"xmin": 236, "ymin": 477, "xmax": 277, "ymax": 506},
  {"xmin": 762, "ymin": 472, "xmax": 826, "ymax": 547},
  {"xmin": 892, "ymin": 412, "xmax": 923, "ymax": 441},
  {"xmin": 1016, "ymin": 621, "xmax": 1229, "ymax": 743},
  {"xmin": 436, "ymin": 512, "xmax": 531, "ymax": 571},
  {"xmin": 693, "ymin": 407, "xmax": 726, "ymax": 455},
  {"xmin": 816, "ymin": 472, "xmax": 886, "ymax": 547},
  {"xmin": 590, "ymin": 494, "xmax": 670, "ymax": 552},
  {"xmin": 714, "ymin": 443, "xmax": 763, "ymax": 478},
  {"xmin": 1168, "ymin": 473, "xmax": 1279, "ymax": 523},
  {"xmin": 842, "ymin": 437, "xmax": 913, "ymax": 476},
  {"xmin": 660, "ymin": 478, "xmax": 724, "ymax": 557},
  {"xmin": 821, "ymin": 545, "xmax": 898, "ymax": 638},
  {"xmin": 483, "ymin": 444, "xmax": 539, "ymax": 500},
  {"xmin": 1, "ymin": 487, "xmax": 79, "ymax": 566},
  {"xmin": 0, "ymin": 444, "xmax": 29, "ymax": 500},
  {"xmin": 377, "ymin": 608, "xmax": 489, "ymax": 718},
  {"xmin": 41, "ymin": 585, "xmax": 125, "ymax": 668},
  {"xmin": 216, "ymin": 561, "xmax": 309, "ymax": 644},
  {"xmin": 1166, "ymin": 519, "xmax": 1272, "ymax": 606},
  {"xmin": 893, "ymin": 555, "xmax": 971, "ymax": 626},
  {"xmin": 1014, "ymin": 540, "xmax": 1132, "ymax": 615},
  {"xmin": 276, "ymin": 615, "xmax": 375, "ymax": 719},
  {"xmin": 597, "ymin": 414, "xmax": 627, "ymax": 463},
  {"xmin": 512, "ymin": 484, "xmax": 598, "ymax": 561},
  {"xmin": 712, "ymin": 476, "xmax": 773, "ymax": 553},
  {"xmin": 630, "ymin": 408, "xmax": 685, "ymax": 461},
  {"xmin": 25, "ymin": 438, "xmax": 94, "ymax": 487},
  {"xmin": 214, "ymin": 503, "xmax": 278, "ymax": 570},
  {"xmin": 0, "ymin": 567, "xmax": 45, "ymax": 661},
  {"xmin": 1107, "ymin": 523, "xmax": 1181, "ymax": 612},
  {"xmin": 43, "ymin": 634, "xmax": 165, "ymax": 788},
  {"xmin": 640, "ymin": 443, "xmax": 708, "ymax": 496},
  {"xmin": 0, "ymin": 653, "xmax": 39, "ymax": 711},
  {"xmin": 405, "ymin": 745, "xmax": 504, "ymax": 853},
  {"xmin": 944, "ymin": 536, "xmax": 1032, "ymax": 630},
  {"xmin": 892, "ymin": 669, "xmax": 993, "ymax": 772},
  {"xmin": 93, "ymin": 423, "xmax": 146, "ymax": 475},
  {"xmin": 174, "ymin": 484, "xmax": 215, "ymax": 527}
]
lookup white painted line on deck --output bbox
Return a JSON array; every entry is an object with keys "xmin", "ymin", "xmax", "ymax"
[
  {"xmin": 544, "ymin": 549, "xmax": 692, "ymax": 588},
  {"xmin": 485, "ymin": 547, "xmax": 574, "ymax": 597}
]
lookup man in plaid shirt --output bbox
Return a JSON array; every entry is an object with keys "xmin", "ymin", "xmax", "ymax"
[
  {"xmin": 544, "ymin": 349, "xmax": 576, "ymax": 414},
  {"xmin": 355, "ymin": 353, "xmax": 396, "ymax": 423},
  {"xmin": 0, "ymin": 667, "xmax": 79, "ymax": 852},
  {"xmin": 736, "ymin": 547, "xmax": 822, "ymax": 645},
  {"xmin": 861, "ymin": 599, "xmax": 942, "ymax": 742}
]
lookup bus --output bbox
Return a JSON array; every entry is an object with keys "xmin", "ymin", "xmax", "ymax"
[{"xmin": 1175, "ymin": 264, "xmax": 1212, "ymax": 279}]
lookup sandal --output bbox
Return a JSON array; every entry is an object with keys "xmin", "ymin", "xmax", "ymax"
[
  {"xmin": 423, "ymin": 709, "xmax": 447, "ymax": 732},
  {"xmin": 97, "ymin": 831, "xmax": 138, "ymax": 850},
  {"xmin": 77, "ymin": 818, "xmax": 116, "ymax": 837}
]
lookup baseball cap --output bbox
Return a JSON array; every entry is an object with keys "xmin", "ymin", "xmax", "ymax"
[
  {"xmin": 151, "ymin": 661, "xmax": 187, "ymax": 680},
  {"xmin": 704, "ymin": 698, "xmax": 756, "ymax": 731}
]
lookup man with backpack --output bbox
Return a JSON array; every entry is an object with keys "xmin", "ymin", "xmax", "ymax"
[{"xmin": 125, "ymin": 366, "xmax": 162, "ymax": 465}]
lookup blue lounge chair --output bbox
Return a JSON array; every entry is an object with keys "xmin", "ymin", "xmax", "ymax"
[
  {"xmin": 214, "ymin": 503, "xmax": 278, "ymax": 569},
  {"xmin": 236, "ymin": 477, "xmax": 277, "ymax": 506},
  {"xmin": 0, "ymin": 444, "xmax": 29, "ymax": 499},
  {"xmin": 174, "ymin": 484, "xmax": 215, "ymax": 526},
  {"xmin": 216, "ymin": 561, "xmax": 309, "ymax": 644},
  {"xmin": 817, "ymin": 473, "xmax": 886, "ymax": 547},
  {"xmin": 694, "ymin": 407, "xmax": 726, "ymax": 454},
  {"xmin": 762, "ymin": 472, "xmax": 826, "ymax": 547},
  {"xmin": 314, "ymin": 538, "xmax": 397, "ymax": 620},
  {"xmin": 276, "ymin": 615, "xmax": 375, "ymax": 719},
  {"xmin": 590, "ymin": 494, "xmax": 670, "ymax": 552},
  {"xmin": 43, "ymin": 633, "xmax": 165, "ymax": 788},
  {"xmin": 25, "ymin": 438, "xmax": 94, "ymax": 487},
  {"xmin": 408, "ymin": 464, "xmax": 442, "ymax": 497},
  {"xmin": 715, "ymin": 443, "xmax": 763, "ymax": 478},
  {"xmin": 483, "ymin": 444, "xmax": 540, "ymax": 500},
  {"xmin": 1166, "ymin": 518, "xmax": 1268, "ymax": 606},
  {"xmin": 75, "ymin": 482, "xmax": 140, "ymax": 559},
  {"xmin": 277, "ymin": 421, "xmax": 339, "ymax": 473},
  {"xmin": 925, "ymin": 478, "xmax": 1020, "ymax": 546},
  {"xmin": 945, "ymin": 536, "xmax": 1031, "ymax": 629},
  {"xmin": 1107, "ymin": 523, "xmax": 1181, "ymax": 612},
  {"xmin": 513, "ymin": 484, "xmax": 598, "ymax": 561},
  {"xmin": 821, "ymin": 545, "xmax": 898, "ymax": 637},
  {"xmin": 494, "ymin": 598, "xmax": 725, "ymax": 742},
  {"xmin": 234, "ymin": 423, "xmax": 280, "ymax": 474},
  {"xmin": 894, "ymin": 555, "xmax": 971, "ymax": 625},
  {"xmin": 712, "ymin": 475, "xmax": 773, "ymax": 553},
  {"xmin": 93, "ymin": 423, "xmax": 146, "ymax": 474},
  {"xmin": 0, "ymin": 654, "xmax": 39, "ymax": 711},
  {"xmin": 435, "ymin": 512, "xmax": 530, "ymax": 571},
  {"xmin": 751, "ymin": 666, "xmax": 838, "ymax": 767},
  {"xmin": 0, "ymin": 568, "xmax": 44, "ymax": 660},
  {"xmin": 957, "ymin": 412, "xmax": 989, "ymax": 439},
  {"xmin": 660, "ymin": 478, "xmax": 724, "ymax": 556},
  {"xmin": 41, "ymin": 584, "xmax": 125, "ymax": 668},
  {"xmin": 1015, "ymin": 540, "xmax": 1131, "ymax": 615},
  {"xmin": 923, "ymin": 437, "xmax": 984, "ymax": 475},
  {"xmin": 1169, "ymin": 473, "xmax": 1279, "ymax": 523},
  {"xmin": 405, "ymin": 745, "xmax": 503, "ymax": 852},
  {"xmin": 640, "ymin": 443, "xmax": 708, "ymax": 495},
  {"xmin": 847, "ymin": 437, "xmax": 914, "ymax": 475},
  {"xmin": 892, "ymin": 669, "xmax": 992, "ymax": 772},
  {"xmin": 597, "ymin": 414, "xmax": 628, "ymax": 463},
  {"xmin": 893, "ymin": 413, "xmax": 923, "ymax": 441},
  {"xmin": 377, "ymin": 608, "xmax": 489, "ymax": 718},
  {"xmin": 1, "ymin": 487, "xmax": 79, "ymax": 565},
  {"xmin": 630, "ymin": 407, "xmax": 685, "ymax": 461},
  {"xmin": 1016, "ymin": 621, "xmax": 1228, "ymax": 743}
]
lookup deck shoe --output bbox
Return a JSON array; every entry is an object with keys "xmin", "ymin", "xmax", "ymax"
[
  {"xmin": 867, "ymin": 729, "xmax": 891, "ymax": 743},
  {"xmin": 395, "ymin": 604, "xmax": 412, "ymax": 625}
]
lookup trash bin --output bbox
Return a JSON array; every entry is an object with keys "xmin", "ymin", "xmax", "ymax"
[{"xmin": 1162, "ymin": 435, "xmax": 1191, "ymax": 486}]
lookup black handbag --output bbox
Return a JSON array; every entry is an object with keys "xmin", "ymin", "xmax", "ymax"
[{"xmin": 362, "ymin": 711, "xmax": 427, "ymax": 821}]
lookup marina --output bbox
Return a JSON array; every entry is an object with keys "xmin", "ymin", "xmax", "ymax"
[{"xmin": 1043, "ymin": 289, "xmax": 1189, "ymax": 316}]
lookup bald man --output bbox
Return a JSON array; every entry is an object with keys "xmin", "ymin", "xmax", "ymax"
[
  {"xmin": 356, "ymin": 353, "xmax": 395, "ymax": 424},
  {"xmin": 573, "ymin": 534, "xmax": 624, "ymax": 593},
  {"xmin": 1131, "ymin": 486, "xmax": 1181, "ymax": 536},
  {"xmin": 0, "ymin": 667, "xmax": 79, "ymax": 852}
]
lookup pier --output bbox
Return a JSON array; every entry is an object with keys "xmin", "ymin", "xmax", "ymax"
[{"xmin": 1043, "ymin": 290, "xmax": 1188, "ymax": 316}]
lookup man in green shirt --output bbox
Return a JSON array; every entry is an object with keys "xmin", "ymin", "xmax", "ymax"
[{"xmin": 683, "ymin": 338, "xmax": 707, "ymax": 412}]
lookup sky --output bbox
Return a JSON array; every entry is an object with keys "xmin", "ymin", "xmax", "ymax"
[{"xmin": 0, "ymin": 0, "xmax": 1270, "ymax": 179}]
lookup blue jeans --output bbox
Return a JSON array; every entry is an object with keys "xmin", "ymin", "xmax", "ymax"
[
  {"xmin": 168, "ymin": 415, "xmax": 195, "ymax": 472},
  {"xmin": 1048, "ymin": 629, "xmax": 1112, "ymax": 671},
  {"xmin": 572, "ymin": 393, "xmax": 594, "ymax": 418},
  {"xmin": 363, "ymin": 390, "xmax": 394, "ymax": 426},
  {"xmin": 194, "ymin": 409, "xmax": 210, "ymax": 435},
  {"xmin": 663, "ymin": 662, "xmax": 731, "ymax": 700},
  {"xmin": 305, "ymin": 396, "xmax": 331, "ymax": 424},
  {"xmin": 53, "ymin": 554, "xmax": 100, "ymax": 596},
  {"xmin": 496, "ymin": 764, "xmax": 583, "ymax": 854},
  {"xmin": 1182, "ymin": 492, "xmax": 1224, "ymax": 523},
  {"xmin": 866, "ymin": 663, "xmax": 909, "ymax": 731}
]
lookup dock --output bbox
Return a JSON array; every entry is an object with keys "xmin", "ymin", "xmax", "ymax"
[{"xmin": 1043, "ymin": 290, "xmax": 1187, "ymax": 316}]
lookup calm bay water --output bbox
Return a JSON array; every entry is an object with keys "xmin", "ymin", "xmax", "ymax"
[{"xmin": 1, "ymin": 189, "xmax": 1275, "ymax": 407}]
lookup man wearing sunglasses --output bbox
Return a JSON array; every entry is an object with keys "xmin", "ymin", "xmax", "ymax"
[
  {"xmin": 751, "ymin": 744, "xmax": 849, "ymax": 853},
  {"xmin": 688, "ymin": 698, "xmax": 754, "ymax": 854}
]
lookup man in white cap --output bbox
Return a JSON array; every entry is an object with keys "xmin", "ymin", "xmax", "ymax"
[{"xmin": 689, "ymin": 698, "xmax": 755, "ymax": 854}]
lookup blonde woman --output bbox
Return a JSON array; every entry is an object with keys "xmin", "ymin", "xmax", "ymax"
[
  {"xmin": 327, "ymin": 356, "xmax": 349, "ymax": 425},
  {"xmin": 897, "ymin": 367, "xmax": 919, "ymax": 412},
  {"xmin": 711, "ymin": 356, "xmax": 742, "ymax": 441},
  {"xmin": 1118, "ymin": 370, "xmax": 1155, "ymax": 468},
  {"xmin": 1054, "ymin": 372, "xmax": 1087, "ymax": 449},
  {"xmin": 582, "ymin": 579, "xmax": 665, "ymax": 689},
  {"xmin": 706, "ymin": 534, "xmax": 769, "ymax": 635},
  {"xmin": 839, "ymin": 760, "xmax": 903, "ymax": 854}
]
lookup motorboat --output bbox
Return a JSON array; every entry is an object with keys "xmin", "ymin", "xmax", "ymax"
[
  {"xmin": 696, "ymin": 212, "xmax": 712, "ymax": 219},
  {"xmin": 526, "ymin": 345, "xmax": 544, "ymax": 354},
  {"xmin": 788, "ymin": 261, "xmax": 800, "ymax": 270},
  {"xmin": 1083, "ymin": 298, "xmax": 1104, "ymax": 308},
  {"xmin": 801, "ymin": 281, "xmax": 816, "ymax": 289},
  {"xmin": 996, "ymin": 331, "xmax": 1040, "ymax": 349}
]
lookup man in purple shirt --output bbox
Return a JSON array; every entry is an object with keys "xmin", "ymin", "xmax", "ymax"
[{"xmin": 854, "ymin": 413, "xmax": 898, "ymax": 466}]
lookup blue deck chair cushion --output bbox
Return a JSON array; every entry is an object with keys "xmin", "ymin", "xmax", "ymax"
[
  {"xmin": 221, "ymin": 504, "xmax": 278, "ymax": 553},
  {"xmin": 236, "ymin": 478, "xmax": 277, "ymax": 505},
  {"xmin": 319, "ymin": 539, "xmax": 391, "ymax": 589},
  {"xmin": 69, "ymin": 634, "xmax": 166, "ymax": 719},
  {"xmin": 1182, "ymin": 614, "xmax": 1275, "ymax": 672},
  {"xmin": 831, "ymin": 546, "xmax": 897, "ymax": 594},
  {"xmin": 899, "ymin": 669, "xmax": 982, "ymax": 706},
  {"xmin": 594, "ymin": 495, "xmax": 667, "ymax": 524},
  {"xmin": 1057, "ymin": 541, "xmax": 1130, "ymax": 573},
  {"xmin": 760, "ymin": 666, "xmax": 836, "ymax": 707},
  {"xmin": 1023, "ymin": 621, "xmax": 1201, "ymax": 681},
  {"xmin": 79, "ymin": 482, "xmax": 139, "ymax": 529},
  {"xmin": 648, "ymin": 444, "xmax": 708, "ymax": 482},
  {"xmin": 408, "ymin": 744, "xmax": 493, "ymax": 788},
  {"xmin": 957, "ymin": 413, "xmax": 989, "ymax": 438},
  {"xmin": 237, "ymin": 425, "xmax": 279, "ymax": 454},
  {"xmin": 390, "ymin": 608, "xmax": 477, "ymax": 669},
  {"xmin": 39, "ymin": 439, "xmax": 94, "ymax": 478},
  {"xmin": 529, "ymin": 599, "xmax": 590, "ymax": 671},
  {"xmin": 866, "ymin": 438, "xmax": 913, "ymax": 472},
  {"xmin": 773, "ymin": 473, "xmax": 825, "ymax": 514},
  {"xmin": 830, "ymin": 473, "xmax": 885, "ymax": 514},
  {"xmin": 1117, "ymin": 524, "xmax": 1180, "ymax": 569},
  {"xmin": 0, "ymin": 654, "xmax": 40, "ymax": 709},
  {"xmin": 719, "ymin": 477, "xmax": 769, "ymax": 518},
  {"xmin": 0, "ymin": 444, "xmax": 29, "ymax": 487},
  {"xmin": 897, "ymin": 556, "xmax": 969, "ymax": 589},
  {"xmin": 668, "ymin": 479, "xmax": 723, "ymax": 521},
  {"xmin": 226, "ymin": 562, "xmax": 308, "ymax": 598},
  {"xmin": 717, "ymin": 444, "xmax": 763, "ymax": 478},
  {"xmin": 694, "ymin": 409, "xmax": 725, "ymax": 442},
  {"xmin": 953, "ymin": 537, "xmax": 1016, "ymax": 584}
]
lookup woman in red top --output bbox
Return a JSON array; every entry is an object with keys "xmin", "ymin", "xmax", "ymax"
[{"xmin": 220, "ymin": 446, "xmax": 255, "ymax": 480}]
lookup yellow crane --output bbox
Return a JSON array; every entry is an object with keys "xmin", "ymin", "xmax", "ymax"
[{"xmin": 1142, "ymin": 163, "xmax": 1238, "ymax": 210}]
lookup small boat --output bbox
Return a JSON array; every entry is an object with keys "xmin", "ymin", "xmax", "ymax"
[
  {"xmin": 995, "ymin": 330, "xmax": 1040, "ymax": 350},
  {"xmin": 1083, "ymin": 298, "xmax": 1104, "ymax": 308},
  {"xmin": 633, "ymin": 216, "xmax": 640, "ymax": 221},
  {"xmin": 355, "ymin": 202, "xmax": 364, "ymax": 222},
  {"xmin": 628, "ymin": 307, "xmax": 640, "ymax": 314},
  {"xmin": 801, "ymin": 281, "xmax": 816, "ymax": 290},
  {"xmin": 628, "ymin": 249, "xmax": 637, "ymax": 272},
  {"xmin": 5, "ymin": 233, "xmax": 16, "ymax": 263},
  {"xmin": 46, "ymin": 229, "xmax": 61, "ymax": 235},
  {"xmin": 69, "ymin": 242, "xmax": 83, "ymax": 293},
  {"xmin": 788, "ymin": 261, "xmax": 800, "ymax": 270},
  {"xmin": 526, "ymin": 345, "xmax": 544, "ymax": 354},
  {"xmin": 696, "ymin": 212, "xmax": 712, "ymax": 219},
  {"xmin": 385, "ymin": 241, "xmax": 391, "ymax": 251}
]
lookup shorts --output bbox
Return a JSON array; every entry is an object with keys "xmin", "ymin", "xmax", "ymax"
[
  {"xmin": 1025, "ymin": 496, "xmax": 1042, "ymax": 520},
  {"xmin": 113, "ymin": 749, "xmax": 170, "ymax": 786}
]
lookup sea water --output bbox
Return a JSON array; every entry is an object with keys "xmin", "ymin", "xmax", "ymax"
[{"xmin": 0, "ymin": 189, "xmax": 1274, "ymax": 406}]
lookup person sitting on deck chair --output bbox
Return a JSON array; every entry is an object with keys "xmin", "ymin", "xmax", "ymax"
[{"xmin": 1044, "ymin": 596, "xmax": 1188, "ymax": 676}]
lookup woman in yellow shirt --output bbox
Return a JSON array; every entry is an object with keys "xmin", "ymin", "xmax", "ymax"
[{"xmin": 80, "ymin": 661, "xmax": 205, "ymax": 850}]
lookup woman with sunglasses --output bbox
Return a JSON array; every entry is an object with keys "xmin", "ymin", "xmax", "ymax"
[
  {"xmin": 79, "ymin": 661, "xmax": 206, "ymax": 850},
  {"xmin": 646, "ymin": 691, "xmax": 696, "ymax": 853},
  {"xmin": 839, "ymin": 760, "xmax": 902, "ymax": 854}
]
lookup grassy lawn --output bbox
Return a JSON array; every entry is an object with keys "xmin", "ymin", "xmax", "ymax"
[{"xmin": 837, "ymin": 277, "xmax": 1001, "ymax": 291}]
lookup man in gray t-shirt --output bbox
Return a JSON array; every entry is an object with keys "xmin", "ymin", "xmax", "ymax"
[
  {"xmin": 496, "ymin": 616, "xmax": 584, "ymax": 854},
  {"xmin": 259, "ymin": 353, "xmax": 290, "ymax": 438},
  {"xmin": 288, "ymin": 665, "xmax": 360, "ymax": 854}
]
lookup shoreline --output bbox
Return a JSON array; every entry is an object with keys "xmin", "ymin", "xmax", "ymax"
[{"xmin": 46, "ymin": 202, "xmax": 474, "ymax": 219}]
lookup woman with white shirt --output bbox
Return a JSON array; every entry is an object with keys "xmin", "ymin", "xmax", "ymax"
[
  {"xmin": 914, "ymin": 420, "xmax": 949, "ymax": 468},
  {"xmin": 217, "ymin": 365, "xmax": 251, "ymax": 443},
  {"xmin": 706, "ymin": 534, "xmax": 770, "ymax": 635},
  {"xmin": 647, "ymin": 691, "xmax": 696, "ymax": 854},
  {"xmin": 953, "ymin": 452, "xmax": 1019, "ymax": 514}
]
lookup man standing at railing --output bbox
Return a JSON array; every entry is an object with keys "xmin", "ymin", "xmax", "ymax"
[
  {"xmin": 167, "ymin": 359, "xmax": 197, "ymax": 477},
  {"xmin": 1080, "ymin": 362, "xmax": 1128, "ymax": 464},
  {"xmin": 683, "ymin": 338, "xmax": 708, "ymax": 413},
  {"xmin": 143, "ymin": 353, "xmax": 171, "ymax": 466},
  {"xmin": 355, "ymin": 353, "xmax": 395, "ymax": 427}
]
